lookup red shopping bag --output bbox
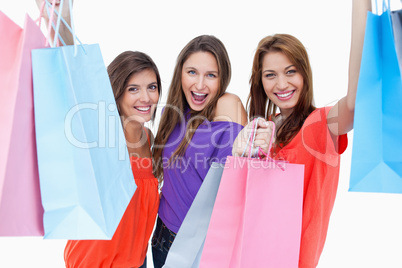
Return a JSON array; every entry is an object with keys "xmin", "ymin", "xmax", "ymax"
[
  {"xmin": 0, "ymin": 11, "xmax": 46, "ymax": 236},
  {"xmin": 200, "ymin": 120, "xmax": 304, "ymax": 268}
]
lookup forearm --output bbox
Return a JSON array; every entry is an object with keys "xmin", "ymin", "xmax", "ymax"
[
  {"xmin": 328, "ymin": 0, "xmax": 371, "ymax": 136},
  {"xmin": 347, "ymin": 0, "xmax": 372, "ymax": 111}
]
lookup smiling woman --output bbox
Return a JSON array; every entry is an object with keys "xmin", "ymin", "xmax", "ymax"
[
  {"xmin": 231, "ymin": 1, "xmax": 372, "ymax": 267},
  {"xmin": 63, "ymin": 51, "xmax": 161, "ymax": 268},
  {"xmin": 2, "ymin": 0, "xmax": 402, "ymax": 267},
  {"xmin": 151, "ymin": 35, "xmax": 247, "ymax": 267}
]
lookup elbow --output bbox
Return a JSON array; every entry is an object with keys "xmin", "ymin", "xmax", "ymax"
[
  {"xmin": 346, "ymin": 95, "xmax": 356, "ymax": 114},
  {"xmin": 345, "ymin": 82, "xmax": 358, "ymax": 114}
]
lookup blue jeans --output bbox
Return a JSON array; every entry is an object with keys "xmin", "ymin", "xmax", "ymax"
[{"xmin": 151, "ymin": 217, "xmax": 177, "ymax": 268}]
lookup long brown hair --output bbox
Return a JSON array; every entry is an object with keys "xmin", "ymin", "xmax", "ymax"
[
  {"xmin": 107, "ymin": 51, "xmax": 162, "ymax": 121},
  {"xmin": 248, "ymin": 34, "xmax": 315, "ymax": 147},
  {"xmin": 153, "ymin": 35, "xmax": 231, "ymax": 180}
]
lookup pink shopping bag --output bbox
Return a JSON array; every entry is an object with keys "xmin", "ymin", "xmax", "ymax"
[
  {"xmin": 0, "ymin": 11, "xmax": 46, "ymax": 236},
  {"xmin": 200, "ymin": 120, "xmax": 304, "ymax": 268}
]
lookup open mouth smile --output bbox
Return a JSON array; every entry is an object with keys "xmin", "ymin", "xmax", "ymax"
[{"xmin": 191, "ymin": 91, "xmax": 208, "ymax": 104}]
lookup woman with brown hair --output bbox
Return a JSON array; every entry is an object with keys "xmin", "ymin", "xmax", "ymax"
[
  {"xmin": 35, "ymin": 1, "xmax": 162, "ymax": 266},
  {"xmin": 63, "ymin": 52, "xmax": 161, "ymax": 268},
  {"xmin": 151, "ymin": 35, "xmax": 248, "ymax": 267},
  {"xmin": 232, "ymin": 0, "xmax": 371, "ymax": 267}
]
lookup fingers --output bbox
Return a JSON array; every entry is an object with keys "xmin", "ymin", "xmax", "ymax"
[
  {"xmin": 254, "ymin": 133, "xmax": 275, "ymax": 150},
  {"xmin": 232, "ymin": 119, "xmax": 276, "ymax": 157},
  {"xmin": 254, "ymin": 120, "xmax": 275, "ymax": 155},
  {"xmin": 256, "ymin": 118, "xmax": 270, "ymax": 129},
  {"xmin": 232, "ymin": 127, "xmax": 250, "ymax": 156},
  {"xmin": 38, "ymin": 0, "xmax": 73, "ymax": 18}
]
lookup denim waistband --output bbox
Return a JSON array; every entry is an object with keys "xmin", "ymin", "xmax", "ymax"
[{"xmin": 151, "ymin": 217, "xmax": 177, "ymax": 251}]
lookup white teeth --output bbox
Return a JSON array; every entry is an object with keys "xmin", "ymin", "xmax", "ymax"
[
  {"xmin": 193, "ymin": 92, "xmax": 207, "ymax": 96},
  {"xmin": 135, "ymin": 106, "xmax": 150, "ymax": 111},
  {"xmin": 277, "ymin": 91, "xmax": 293, "ymax": 98}
]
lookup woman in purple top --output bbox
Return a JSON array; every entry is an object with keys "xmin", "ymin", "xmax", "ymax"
[{"xmin": 151, "ymin": 35, "xmax": 248, "ymax": 267}]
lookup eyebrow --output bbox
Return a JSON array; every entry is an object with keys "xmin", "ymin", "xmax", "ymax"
[
  {"xmin": 126, "ymin": 82, "xmax": 158, "ymax": 88},
  {"xmin": 148, "ymin": 82, "xmax": 158, "ymax": 86},
  {"xmin": 184, "ymin": 67, "xmax": 219, "ymax": 74},
  {"xmin": 263, "ymin": 64, "xmax": 295, "ymax": 73}
]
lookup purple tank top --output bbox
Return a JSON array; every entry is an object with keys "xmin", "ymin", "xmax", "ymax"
[{"xmin": 158, "ymin": 114, "xmax": 243, "ymax": 233}]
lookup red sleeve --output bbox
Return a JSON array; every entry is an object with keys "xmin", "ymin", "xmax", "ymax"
[{"xmin": 301, "ymin": 107, "xmax": 348, "ymax": 168}]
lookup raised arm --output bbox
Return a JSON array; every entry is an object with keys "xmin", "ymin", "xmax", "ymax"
[
  {"xmin": 327, "ymin": 0, "xmax": 372, "ymax": 136},
  {"xmin": 35, "ymin": 0, "xmax": 74, "ymax": 46}
]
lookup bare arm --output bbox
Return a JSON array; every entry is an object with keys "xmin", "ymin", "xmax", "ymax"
[
  {"xmin": 35, "ymin": 0, "xmax": 74, "ymax": 46},
  {"xmin": 327, "ymin": 0, "xmax": 372, "ymax": 136}
]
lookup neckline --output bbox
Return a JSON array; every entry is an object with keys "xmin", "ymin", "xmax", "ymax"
[{"xmin": 130, "ymin": 156, "xmax": 152, "ymax": 159}]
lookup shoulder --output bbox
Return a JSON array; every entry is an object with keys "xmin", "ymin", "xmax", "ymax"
[{"xmin": 214, "ymin": 93, "xmax": 247, "ymax": 126}]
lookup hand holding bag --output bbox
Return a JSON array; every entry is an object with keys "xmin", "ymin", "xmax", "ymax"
[
  {"xmin": 200, "ymin": 119, "xmax": 304, "ymax": 268},
  {"xmin": 31, "ymin": 0, "xmax": 136, "ymax": 239}
]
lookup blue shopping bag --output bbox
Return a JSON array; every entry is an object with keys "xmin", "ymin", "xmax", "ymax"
[
  {"xmin": 163, "ymin": 162, "xmax": 224, "ymax": 268},
  {"xmin": 349, "ymin": 1, "xmax": 402, "ymax": 193},
  {"xmin": 391, "ymin": 9, "xmax": 402, "ymax": 71},
  {"xmin": 32, "ymin": 40, "xmax": 135, "ymax": 238}
]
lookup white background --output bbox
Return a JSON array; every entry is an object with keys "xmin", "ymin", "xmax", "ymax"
[{"xmin": 1, "ymin": 0, "xmax": 402, "ymax": 267}]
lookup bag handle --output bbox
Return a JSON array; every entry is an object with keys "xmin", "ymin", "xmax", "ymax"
[
  {"xmin": 38, "ymin": 0, "xmax": 83, "ymax": 55},
  {"xmin": 35, "ymin": 0, "xmax": 63, "ymax": 46},
  {"xmin": 240, "ymin": 118, "xmax": 257, "ymax": 158},
  {"xmin": 36, "ymin": 0, "xmax": 64, "ymax": 47},
  {"xmin": 251, "ymin": 118, "xmax": 276, "ymax": 161},
  {"xmin": 382, "ymin": 0, "xmax": 391, "ymax": 13},
  {"xmin": 374, "ymin": 0, "xmax": 391, "ymax": 15},
  {"xmin": 48, "ymin": 0, "xmax": 76, "ymax": 51}
]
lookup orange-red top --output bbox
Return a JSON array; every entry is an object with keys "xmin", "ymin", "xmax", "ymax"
[{"xmin": 272, "ymin": 107, "xmax": 348, "ymax": 268}]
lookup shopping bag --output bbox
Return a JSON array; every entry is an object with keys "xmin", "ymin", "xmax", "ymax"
[
  {"xmin": 31, "ymin": 3, "xmax": 136, "ymax": 239},
  {"xmin": 391, "ymin": 9, "xmax": 402, "ymax": 71},
  {"xmin": 349, "ymin": 0, "xmax": 402, "ymax": 193},
  {"xmin": 200, "ymin": 119, "xmax": 304, "ymax": 268},
  {"xmin": 163, "ymin": 162, "xmax": 224, "ymax": 268},
  {"xmin": 0, "ymin": 11, "xmax": 46, "ymax": 236}
]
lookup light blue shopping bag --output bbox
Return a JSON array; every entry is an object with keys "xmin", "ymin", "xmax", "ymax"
[
  {"xmin": 349, "ymin": 1, "xmax": 402, "ymax": 193},
  {"xmin": 32, "ymin": 41, "xmax": 135, "ymax": 238},
  {"xmin": 391, "ymin": 9, "xmax": 402, "ymax": 71},
  {"xmin": 163, "ymin": 162, "xmax": 224, "ymax": 268}
]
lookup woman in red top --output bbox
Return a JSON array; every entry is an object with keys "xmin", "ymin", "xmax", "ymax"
[
  {"xmin": 64, "ymin": 51, "xmax": 161, "ymax": 268},
  {"xmin": 233, "ymin": 0, "xmax": 372, "ymax": 267}
]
